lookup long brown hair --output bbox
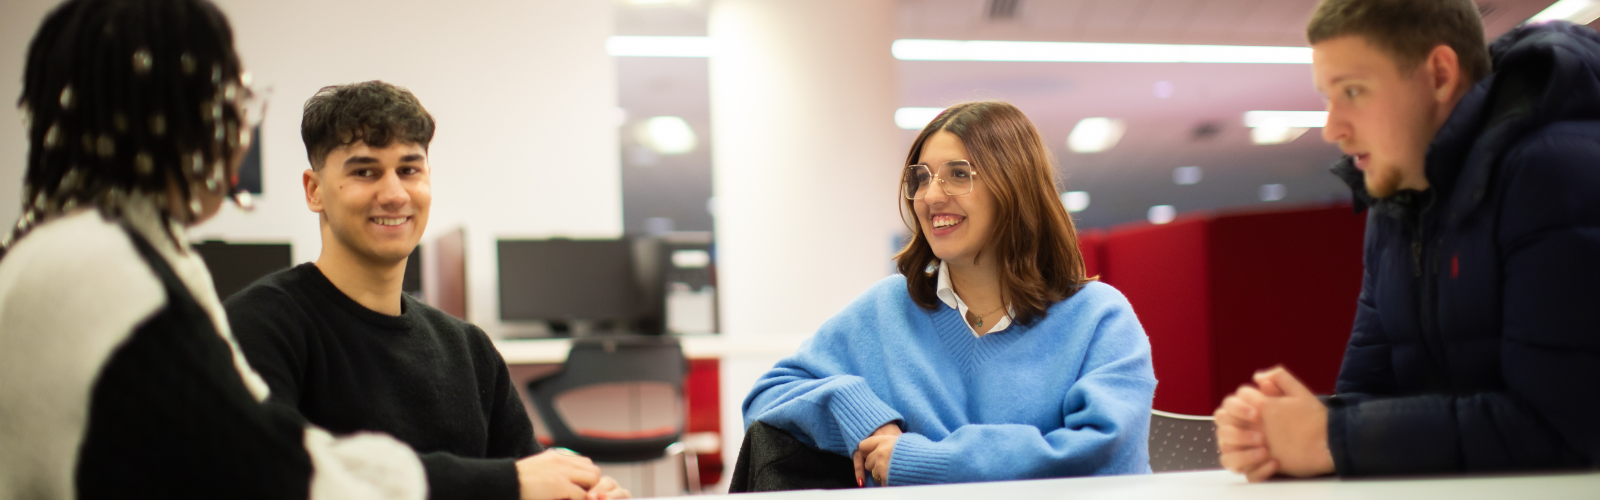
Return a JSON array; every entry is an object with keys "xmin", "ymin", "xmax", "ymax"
[{"xmin": 893, "ymin": 101, "xmax": 1090, "ymax": 326}]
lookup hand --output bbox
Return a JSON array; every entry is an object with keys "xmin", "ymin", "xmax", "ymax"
[
  {"xmin": 585, "ymin": 476, "xmax": 630, "ymax": 500},
  {"xmin": 1215, "ymin": 384, "xmax": 1277, "ymax": 482},
  {"xmin": 853, "ymin": 422, "xmax": 902, "ymax": 487},
  {"xmin": 516, "ymin": 449, "xmax": 601, "ymax": 500},
  {"xmin": 1251, "ymin": 367, "xmax": 1335, "ymax": 478}
]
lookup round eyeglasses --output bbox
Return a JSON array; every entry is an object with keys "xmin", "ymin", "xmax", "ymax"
[{"xmin": 903, "ymin": 160, "xmax": 979, "ymax": 200}]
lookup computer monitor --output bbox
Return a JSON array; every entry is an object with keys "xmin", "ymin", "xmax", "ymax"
[
  {"xmin": 497, "ymin": 239, "xmax": 639, "ymax": 331},
  {"xmin": 192, "ymin": 240, "xmax": 292, "ymax": 301}
]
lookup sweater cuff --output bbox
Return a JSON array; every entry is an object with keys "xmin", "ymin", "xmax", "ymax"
[
  {"xmin": 884, "ymin": 432, "xmax": 951, "ymax": 486},
  {"xmin": 829, "ymin": 380, "xmax": 904, "ymax": 453},
  {"xmin": 1324, "ymin": 395, "xmax": 1356, "ymax": 476},
  {"xmin": 419, "ymin": 453, "xmax": 520, "ymax": 500}
]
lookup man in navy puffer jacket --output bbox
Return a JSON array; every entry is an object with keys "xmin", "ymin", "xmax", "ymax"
[{"xmin": 1215, "ymin": 0, "xmax": 1600, "ymax": 481}]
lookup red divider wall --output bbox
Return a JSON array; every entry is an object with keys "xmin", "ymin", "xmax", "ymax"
[
  {"xmin": 1102, "ymin": 217, "xmax": 1214, "ymax": 415},
  {"xmin": 1099, "ymin": 206, "xmax": 1365, "ymax": 415}
]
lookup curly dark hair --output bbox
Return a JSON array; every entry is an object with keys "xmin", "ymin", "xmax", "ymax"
[
  {"xmin": 300, "ymin": 80, "xmax": 435, "ymax": 169},
  {"xmin": 9, "ymin": 0, "xmax": 248, "ymax": 247}
]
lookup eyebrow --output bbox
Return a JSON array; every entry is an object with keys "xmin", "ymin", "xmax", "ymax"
[{"xmin": 341, "ymin": 154, "xmax": 426, "ymax": 168}]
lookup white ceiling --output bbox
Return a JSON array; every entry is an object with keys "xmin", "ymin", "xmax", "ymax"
[{"xmin": 615, "ymin": 0, "xmax": 1574, "ymax": 231}]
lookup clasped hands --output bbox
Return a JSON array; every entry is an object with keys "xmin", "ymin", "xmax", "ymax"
[
  {"xmin": 1213, "ymin": 366, "xmax": 1336, "ymax": 482},
  {"xmin": 515, "ymin": 449, "xmax": 630, "ymax": 500},
  {"xmin": 853, "ymin": 422, "xmax": 902, "ymax": 487}
]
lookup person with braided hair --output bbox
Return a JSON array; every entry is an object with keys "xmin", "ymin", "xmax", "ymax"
[{"xmin": 0, "ymin": 1, "xmax": 429, "ymax": 498}]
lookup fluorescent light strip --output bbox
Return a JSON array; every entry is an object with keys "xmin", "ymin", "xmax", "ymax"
[
  {"xmin": 1243, "ymin": 110, "xmax": 1327, "ymax": 128},
  {"xmin": 607, "ymin": 36, "xmax": 714, "ymax": 58},
  {"xmin": 1530, "ymin": 0, "xmax": 1600, "ymax": 24},
  {"xmin": 892, "ymin": 39, "xmax": 1311, "ymax": 63},
  {"xmin": 606, "ymin": 37, "xmax": 1313, "ymax": 63},
  {"xmin": 895, "ymin": 107, "xmax": 946, "ymax": 130}
]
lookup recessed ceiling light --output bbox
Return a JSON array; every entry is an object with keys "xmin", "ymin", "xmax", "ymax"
[
  {"xmin": 1250, "ymin": 126, "xmax": 1308, "ymax": 145},
  {"xmin": 1068, "ymin": 118, "xmax": 1125, "ymax": 153},
  {"xmin": 1153, "ymin": 81, "xmax": 1175, "ymax": 98},
  {"xmin": 1529, "ymin": 0, "xmax": 1600, "ymax": 24},
  {"xmin": 607, "ymin": 36, "xmax": 714, "ymax": 57},
  {"xmin": 1173, "ymin": 166, "xmax": 1203, "ymax": 185},
  {"xmin": 1259, "ymin": 184, "xmax": 1288, "ymax": 202},
  {"xmin": 1148, "ymin": 205, "xmax": 1176, "ymax": 225},
  {"xmin": 892, "ymin": 39, "xmax": 1312, "ymax": 63},
  {"xmin": 1243, "ymin": 111, "xmax": 1327, "ymax": 128},
  {"xmin": 1061, "ymin": 191, "xmax": 1090, "ymax": 212},
  {"xmin": 635, "ymin": 116, "xmax": 697, "ymax": 154},
  {"xmin": 895, "ymin": 107, "xmax": 946, "ymax": 130}
]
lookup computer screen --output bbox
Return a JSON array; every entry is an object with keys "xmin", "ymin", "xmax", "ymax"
[
  {"xmin": 192, "ymin": 240, "xmax": 292, "ymax": 301},
  {"xmin": 497, "ymin": 239, "xmax": 639, "ymax": 324}
]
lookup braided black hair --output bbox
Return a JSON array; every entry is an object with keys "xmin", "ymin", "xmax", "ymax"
[{"xmin": 9, "ymin": 0, "xmax": 248, "ymax": 247}]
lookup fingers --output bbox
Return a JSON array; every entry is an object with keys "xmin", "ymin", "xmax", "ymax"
[
  {"xmin": 1218, "ymin": 447, "xmax": 1269, "ymax": 474},
  {"xmin": 852, "ymin": 447, "xmax": 866, "ymax": 487},
  {"xmin": 1244, "ymin": 458, "xmax": 1280, "ymax": 483},
  {"xmin": 586, "ymin": 477, "xmax": 630, "ymax": 500},
  {"xmin": 1216, "ymin": 423, "xmax": 1265, "ymax": 452},
  {"xmin": 866, "ymin": 445, "xmax": 892, "ymax": 485},
  {"xmin": 1256, "ymin": 367, "xmax": 1312, "ymax": 397},
  {"xmin": 1219, "ymin": 395, "xmax": 1261, "ymax": 429}
]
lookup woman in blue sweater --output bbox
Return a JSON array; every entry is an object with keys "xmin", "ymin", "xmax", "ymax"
[{"xmin": 743, "ymin": 101, "xmax": 1156, "ymax": 487}]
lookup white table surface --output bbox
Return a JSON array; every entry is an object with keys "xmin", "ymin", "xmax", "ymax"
[
  {"xmin": 494, "ymin": 334, "xmax": 811, "ymax": 364},
  {"xmin": 673, "ymin": 469, "xmax": 1600, "ymax": 500}
]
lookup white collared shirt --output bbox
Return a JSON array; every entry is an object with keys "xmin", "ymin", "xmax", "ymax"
[{"xmin": 934, "ymin": 260, "xmax": 1013, "ymax": 337}]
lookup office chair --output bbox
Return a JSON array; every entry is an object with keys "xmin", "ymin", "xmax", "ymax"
[
  {"xmin": 1148, "ymin": 409, "xmax": 1221, "ymax": 472},
  {"xmin": 525, "ymin": 335, "xmax": 701, "ymax": 495}
]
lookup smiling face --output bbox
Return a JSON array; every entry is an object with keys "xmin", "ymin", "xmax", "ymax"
[
  {"xmin": 304, "ymin": 141, "xmax": 431, "ymax": 266},
  {"xmin": 1313, "ymin": 35, "xmax": 1451, "ymax": 198},
  {"xmin": 912, "ymin": 130, "xmax": 997, "ymax": 266}
]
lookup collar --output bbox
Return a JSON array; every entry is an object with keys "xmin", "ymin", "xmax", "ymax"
[{"xmin": 934, "ymin": 260, "xmax": 1012, "ymax": 337}]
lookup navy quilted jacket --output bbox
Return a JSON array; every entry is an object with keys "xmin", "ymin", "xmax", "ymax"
[{"xmin": 1326, "ymin": 21, "xmax": 1600, "ymax": 475}]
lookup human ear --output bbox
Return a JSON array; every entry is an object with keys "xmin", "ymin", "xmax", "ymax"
[
  {"xmin": 303, "ymin": 168, "xmax": 324, "ymax": 213},
  {"xmin": 1426, "ymin": 45, "xmax": 1462, "ymax": 104}
]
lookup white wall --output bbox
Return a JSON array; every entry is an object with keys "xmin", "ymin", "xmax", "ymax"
[
  {"xmin": 707, "ymin": 0, "xmax": 903, "ymax": 488},
  {"xmin": 0, "ymin": 0, "xmax": 623, "ymax": 335}
]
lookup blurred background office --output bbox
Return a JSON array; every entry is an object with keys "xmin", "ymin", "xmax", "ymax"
[{"xmin": 2, "ymin": 0, "xmax": 1596, "ymax": 494}]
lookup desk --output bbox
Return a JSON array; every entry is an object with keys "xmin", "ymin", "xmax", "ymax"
[
  {"xmin": 675, "ymin": 470, "xmax": 1600, "ymax": 499},
  {"xmin": 492, "ymin": 334, "xmax": 811, "ymax": 364}
]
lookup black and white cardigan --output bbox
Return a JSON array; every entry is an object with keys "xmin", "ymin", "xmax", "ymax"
[{"xmin": 0, "ymin": 201, "xmax": 426, "ymax": 499}]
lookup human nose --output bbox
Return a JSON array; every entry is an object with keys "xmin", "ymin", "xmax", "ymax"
[
  {"xmin": 1321, "ymin": 104, "xmax": 1349, "ymax": 144},
  {"xmin": 921, "ymin": 177, "xmax": 951, "ymax": 204},
  {"xmin": 375, "ymin": 170, "xmax": 410, "ymax": 208}
]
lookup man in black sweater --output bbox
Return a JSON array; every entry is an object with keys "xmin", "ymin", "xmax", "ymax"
[{"xmin": 226, "ymin": 81, "xmax": 627, "ymax": 500}]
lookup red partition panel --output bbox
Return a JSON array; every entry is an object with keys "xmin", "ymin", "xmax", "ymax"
[
  {"xmin": 1102, "ymin": 217, "xmax": 1213, "ymax": 415},
  {"xmin": 1077, "ymin": 228, "xmax": 1107, "ymax": 281},
  {"xmin": 684, "ymin": 359, "xmax": 722, "ymax": 487},
  {"xmin": 1207, "ymin": 206, "xmax": 1365, "ymax": 402}
]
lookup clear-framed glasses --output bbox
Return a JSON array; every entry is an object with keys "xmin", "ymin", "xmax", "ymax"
[{"xmin": 902, "ymin": 160, "xmax": 979, "ymax": 200}]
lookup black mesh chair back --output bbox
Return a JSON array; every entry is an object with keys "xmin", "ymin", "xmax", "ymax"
[
  {"xmin": 526, "ymin": 335, "xmax": 688, "ymax": 463},
  {"xmin": 1148, "ymin": 409, "xmax": 1221, "ymax": 472}
]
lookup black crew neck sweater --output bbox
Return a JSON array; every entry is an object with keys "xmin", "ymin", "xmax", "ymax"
[{"xmin": 226, "ymin": 263, "xmax": 539, "ymax": 500}]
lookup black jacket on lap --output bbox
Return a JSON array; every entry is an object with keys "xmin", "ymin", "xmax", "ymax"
[{"xmin": 1327, "ymin": 21, "xmax": 1600, "ymax": 475}]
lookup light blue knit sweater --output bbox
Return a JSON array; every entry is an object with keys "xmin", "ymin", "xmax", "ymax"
[{"xmin": 742, "ymin": 276, "xmax": 1156, "ymax": 485}]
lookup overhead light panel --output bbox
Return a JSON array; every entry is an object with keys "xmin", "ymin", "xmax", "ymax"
[
  {"xmin": 1529, "ymin": 0, "xmax": 1600, "ymax": 24},
  {"xmin": 1259, "ymin": 184, "xmax": 1288, "ymax": 202},
  {"xmin": 607, "ymin": 36, "xmax": 714, "ymax": 57},
  {"xmin": 896, "ymin": 107, "xmax": 946, "ymax": 130},
  {"xmin": 892, "ymin": 39, "xmax": 1312, "ymax": 63},
  {"xmin": 1245, "ymin": 110, "xmax": 1323, "ymax": 145},
  {"xmin": 1067, "ymin": 117, "xmax": 1125, "ymax": 153},
  {"xmin": 1061, "ymin": 191, "xmax": 1090, "ymax": 212},
  {"xmin": 635, "ymin": 116, "xmax": 697, "ymax": 155},
  {"xmin": 1243, "ymin": 111, "xmax": 1327, "ymax": 128},
  {"xmin": 1148, "ymin": 205, "xmax": 1177, "ymax": 225},
  {"xmin": 1173, "ymin": 166, "xmax": 1203, "ymax": 185}
]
